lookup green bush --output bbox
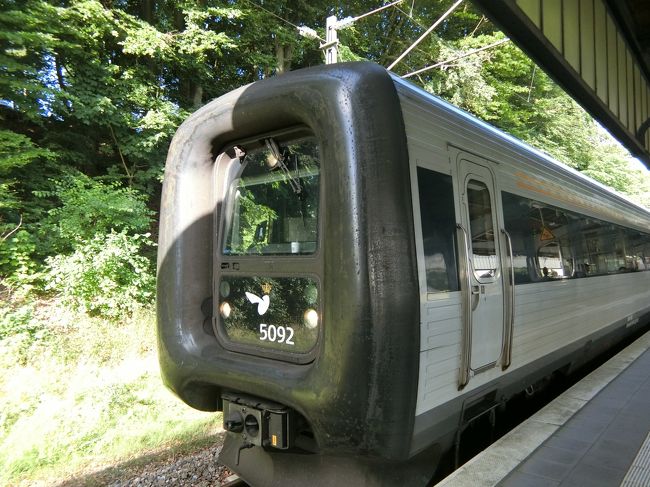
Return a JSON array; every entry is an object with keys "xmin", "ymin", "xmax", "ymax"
[
  {"xmin": 41, "ymin": 173, "xmax": 154, "ymax": 255},
  {"xmin": 0, "ymin": 230, "xmax": 41, "ymax": 293},
  {"xmin": 1, "ymin": 171, "xmax": 158, "ymax": 310},
  {"xmin": 0, "ymin": 302, "xmax": 51, "ymax": 365},
  {"xmin": 43, "ymin": 231, "xmax": 156, "ymax": 318}
]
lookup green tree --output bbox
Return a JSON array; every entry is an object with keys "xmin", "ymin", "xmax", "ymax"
[
  {"xmin": 404, "ymin": 27, "xmax": 650, "ymax": 202},
  {"xmin": 0, "ymin": 0, "xmax": 332, "ymax": 302},
  {"xmin": 1, "ymin": 0, "xmax": 648, "ymax": 305}
]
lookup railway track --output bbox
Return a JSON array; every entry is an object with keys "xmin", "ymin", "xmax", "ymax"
[{"xmin": 221, "ymin": 474, "xmax": 249, "ymax": 487}]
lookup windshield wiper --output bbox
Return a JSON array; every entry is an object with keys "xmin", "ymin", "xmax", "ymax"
[{"xmin": 265, "ymin": 138, "xmax": 302, "ymax": 194}]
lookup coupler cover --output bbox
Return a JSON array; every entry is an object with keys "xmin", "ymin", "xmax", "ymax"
[{"xmin": 222, "ymin": 393, "xmax": 294, "ymax": 450}]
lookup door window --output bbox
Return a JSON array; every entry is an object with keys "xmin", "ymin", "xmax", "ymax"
[{"xmin": 467, "ymin": 179, "xmax": 498, "ymax": 281}]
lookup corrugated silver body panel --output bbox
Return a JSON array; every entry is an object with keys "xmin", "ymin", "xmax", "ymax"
[{"xmin": 394, "ymin": 78, "xmax": 650, "ymax": 417}]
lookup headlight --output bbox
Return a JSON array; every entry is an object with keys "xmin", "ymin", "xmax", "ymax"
[
  {"xmin": 220, "ymin": 302, "xmax": 232, "ymax": 319},
  {"xmin": 303, "ymin": 308, "xmax": 319, "ymax": 329}
]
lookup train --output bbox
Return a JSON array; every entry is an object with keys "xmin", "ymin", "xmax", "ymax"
[{"xmin": 156, "ymin": 62, "xmax": 650, "ymax": 486}]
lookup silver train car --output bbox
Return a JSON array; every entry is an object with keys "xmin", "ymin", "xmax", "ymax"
[{"xmin": 157, "ymin": 62, "xmax": 650, "ymax": 486}]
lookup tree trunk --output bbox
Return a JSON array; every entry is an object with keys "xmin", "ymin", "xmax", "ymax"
[
  {"xmin": 141, "ymin": 0, "xmax": 154, "ymax": 24},
  {"xmin": 275, "ymin": 42, "xmax": 293, "ymax": 74},
  {"xmin": 192, "ymin": 83, "xmax": 203, "ymax": 108},
  {"xmin": 174, "ymin": 5, "xmax": 205, "ymax": 108}
]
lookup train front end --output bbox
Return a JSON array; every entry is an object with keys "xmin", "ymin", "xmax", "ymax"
[{"xmin": 157, "ymin": 62, "xmax": 426, "ymax": 486}]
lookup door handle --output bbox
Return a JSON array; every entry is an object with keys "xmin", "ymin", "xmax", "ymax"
[
  {"xmin": 456, "ymin": 223, "xmax": 473, "ymax": 389},
  {"xmin": 471, "ymin": 285, "xmax": 480, "ymax": 310},
  {"xmin": 500, "ymin": 228, "xmax": 515, "ymax": 370}
]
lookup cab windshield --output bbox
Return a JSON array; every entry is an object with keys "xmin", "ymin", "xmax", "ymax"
[{"xmin": 223, "ymin": 137, "xmax": 320, "ymax": 255}]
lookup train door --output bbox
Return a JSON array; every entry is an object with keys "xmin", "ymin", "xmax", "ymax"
[{"xmin": 456, "ymin": 157, "xmax": 505, "ymax": 386}]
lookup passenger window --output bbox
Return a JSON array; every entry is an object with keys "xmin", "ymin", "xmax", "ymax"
[
  {"xmin": 501, "ymin": 192, "xmax": 536, "ymax": 284},
  {"xmin": 627, "ymin": 230, "xmax": 650, "ymax": 271},
  {"xmin": 502, "ymin": 190, "xmax": 650, "ymax": 282},
  {"xmin": 417, "ymin": 168, "xmax": 459, "ymax": 294},
  {"xmin": 467, "ymin": 180, "xmax": 498, "ymax": 280}
]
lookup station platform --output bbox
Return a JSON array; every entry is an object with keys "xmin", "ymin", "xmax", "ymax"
[{"xmin": 436, "ymin": 330, "xmax": 650, "ymax": 487}]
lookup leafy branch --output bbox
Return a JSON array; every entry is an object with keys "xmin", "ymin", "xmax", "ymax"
[{"xmin": 1, "ymin": 214, "xmax": 23, "ymax": 244}]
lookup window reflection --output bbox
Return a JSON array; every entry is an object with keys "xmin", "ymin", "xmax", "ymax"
[
  {"xmin": 217, "ymin": 276, "xmax": 319, "ymax": 354},
  {"xmin": 537, "ymin": 242, "xmax": 569, "ymax": 278},
  {"xmin": 502, "ymin": 191, "xmax": 650, "ymax": 284},
  {"xmin": 417, "ymin": 168, "xmax": 459, "ymax": 293},
  {"xmin": 223, "ymin": 137, "xmax": 320, "ymax": 256}
]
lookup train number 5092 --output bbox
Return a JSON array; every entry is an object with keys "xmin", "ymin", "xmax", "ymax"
[{"xmin": 259, "ymin": 323, "xmax": 295, "ymax": 345}]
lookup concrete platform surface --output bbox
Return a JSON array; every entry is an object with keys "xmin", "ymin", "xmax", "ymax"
[{"xmin": 436, "ymin": 330, "xmax": 650, "ymax": 487}]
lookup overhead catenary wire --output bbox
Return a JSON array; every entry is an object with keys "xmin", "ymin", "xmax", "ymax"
[
  {"xmin": 243, "ymin": 0, "xmax": 406, "ymax": 46},
  {"xmin": 375, "ymin": 6, "xmax": 440, "ymax": 65},
  {"xmin": 469, "ymin": 15, "xmax": 487, "ymax": 37},
  {"xmin": 241, "ymin": 0, "xmax": 326, "ymax": 42},
  {"xmin": 336, "ymin": 0, "xmax": 405, "ymax": 29},
  {"xmin": 402, "ymin": 36, "xmax": 510, "ymax": 78},
  {"xmin": 527, "ymin": 65, "xmax": 538, "ymax": 102},
  {"xmin": 392, "ymin": 3, "xmax": 471, "ymax": 58},
  {"xmin": 239, "ymin": 0, "xmax": 495, "ymax": 79},
  {"xmin": 322, "ymin": 1, "xmax": 405, "ymax": 64},
  {"xmin": 387, "ymin": 0, "xmax": 464, "ymax": 71},
  {"xmin": 394, "ymin": 4, "xmax": 427, "ymax": 31}
]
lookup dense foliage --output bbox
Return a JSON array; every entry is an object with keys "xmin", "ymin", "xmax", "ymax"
[{"xmin": 1, "ymin": 0, "xmax": 649, "ymax": 314}]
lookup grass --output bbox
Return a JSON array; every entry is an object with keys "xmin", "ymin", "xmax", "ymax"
[{"xmin": 0, "ymin": 299, "xmax": 223, "ymax": 487}]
